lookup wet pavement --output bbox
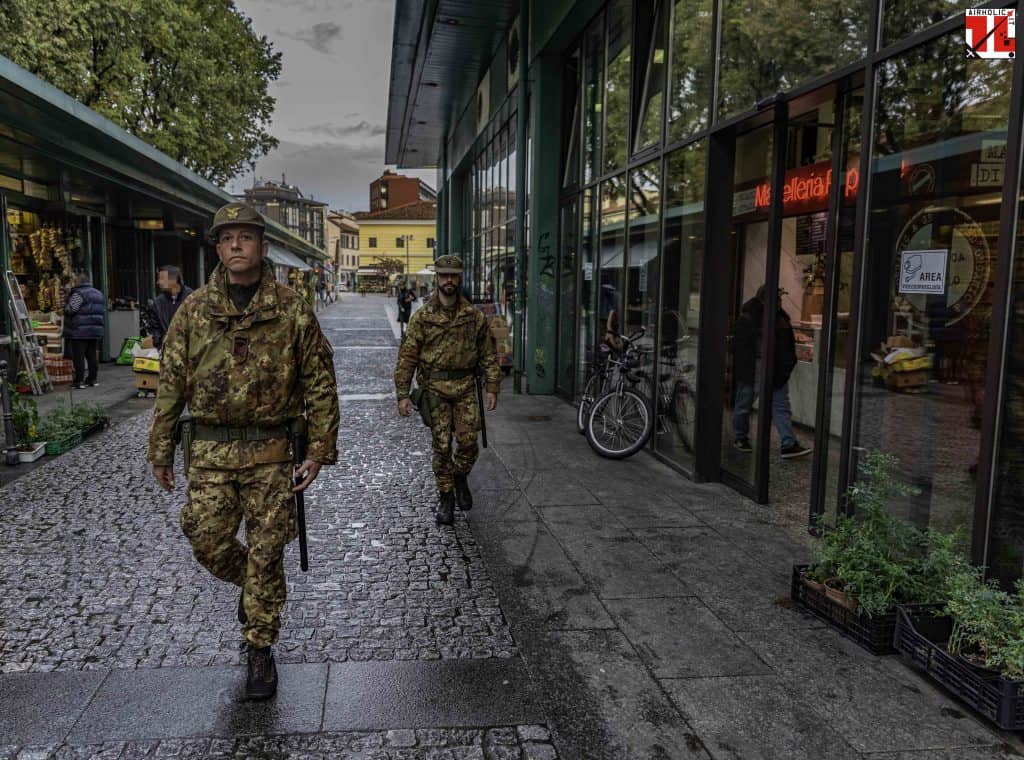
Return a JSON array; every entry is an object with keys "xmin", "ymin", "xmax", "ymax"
[{"xmin": 1, "ymin": 293, "xmax": 1020, "ymax": 759}]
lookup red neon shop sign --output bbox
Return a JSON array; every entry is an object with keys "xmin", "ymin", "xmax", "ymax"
[{"xmin": 752, "ymin": 162, "xmax": 860, "ymax": 214}]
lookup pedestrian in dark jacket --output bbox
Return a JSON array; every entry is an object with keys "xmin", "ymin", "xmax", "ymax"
[
  {"xmin": 153, "ymin": 266, "xmax": 193, "ymax": 349},
  {"xmin": 64, "ymin": 272, "xmax": 106, "ymax": 388},
  {"xmin": 731, "ymin": 285, "xmax": 810, "ymax": 459}
]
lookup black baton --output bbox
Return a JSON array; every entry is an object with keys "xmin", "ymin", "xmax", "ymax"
[
  {"xmin": 290, "ymin": 418, "xmax": 310, "ymax": 572},
  {"xmin": 475, "ymin": 366, "xmax": 488, "ymax": 449}
]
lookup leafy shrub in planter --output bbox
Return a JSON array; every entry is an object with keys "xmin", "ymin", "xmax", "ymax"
[
  {"xmin": 946, "ymin": 569, "xmax": 1024, "ymax": 680},
  {"xmin": 36, "ymin": 404, "xmax": 81, "ymax": 442},
  {"xmin": 808, "ymin": 452, "xmax": 972, "ymax": 618},
  {"xmin": 10, "ymin": 385, "xmax": 39, "ymax": 450},
  {"xmin": 70, "ymin": 401, "xmax": 109, "ymax": 428}
]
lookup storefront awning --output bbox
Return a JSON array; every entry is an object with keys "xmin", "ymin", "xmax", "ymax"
[{"xmin": 267, "ymin": 245, "xmax": 312, "ymax": 272}]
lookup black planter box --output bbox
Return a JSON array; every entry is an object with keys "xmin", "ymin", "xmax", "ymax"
[
  {"xmin": 790, "ymin": 564, "xmax": 897, "ymax": 655},
  {"xmin": 894, "ymin": 604, "xmax": 1024, "ymax": 730},
  {"xmin": 81, "ymin": 419, "xmax": 109, "ymax": 439}
]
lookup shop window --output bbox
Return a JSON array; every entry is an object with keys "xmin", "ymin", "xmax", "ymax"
[
  {"xmin": 583, "ymin": 16, "xmax": 605, "ymax": 184},
  {"xmin": 368, "ymin": 237, "xmax": 377, "ymax": 248},
  {"xmin": 667, "ymin": 0, "xmax": 712, "ymax": 142},
  {"xmin": 717, "ymin": 0, "xmax": 869, "ymax": 121},
  {"xmin": 603, "ymin": 0, "xmax": 633, "ymax": 174},
  {"xmin": 563, "ymin": 51, "xmax": 582, "ymax": 188},
  {"xmin": 882, "ymin": 0, "xmax": 975, "ymax": 48},
  {"xmin": 599, "ymin": 174, "xmax": 627, "ymax": 340},
  {"xmin": 577, "ymin": 188, "xmax": 598, "ymax": 397},
  {"xmin": 508, "ymin": 124, "xmax": 518, "ymax": 221},
  {"xmin": 656, "ymin": 141, "xmax": 705, "ymax": 468},
  {"xmin": 850, "ymin": 32, "xmax": 1012, "ymax": 548},
  {"xmin": 626, "ymin": 160, "xmax": 661, "ymax": 418},
  {"xmin": 634, "ymin": 0, "xmax": 668, "ymax": 153}
]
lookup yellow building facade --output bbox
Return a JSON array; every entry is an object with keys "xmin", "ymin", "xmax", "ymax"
[{"xmin": 354, "ymin": 199, "xmax": 437, "ymax": 290}]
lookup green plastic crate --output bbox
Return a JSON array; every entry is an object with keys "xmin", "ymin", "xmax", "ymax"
[{"xmin": 45, "ymin": 431, "xmax": 82, "ymax": 456}]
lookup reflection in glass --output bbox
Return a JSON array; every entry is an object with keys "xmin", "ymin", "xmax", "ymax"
[
  {"xmin": 667, "ymin": 0, "xmax": 712, "ymax": 142},
  {"xmin": 577, "ymin": 189, "xmax": 598, "ymax": 399},
  {"xmin": 563, "ymin": 51, "xmax": 581, "ymax": 187},
  {"xmin": 626, "ymin": 160, "xmax": 661, "ymax": 343},
  {"xmin": 635, "ymin": 1, "xmax": 668, "ymax": 153},
  {"xmin": 603, "ymin": 0, "xmax": 633, "ymax": 174},
  {"xmin": 599, "ymin": 175, "xmax": 627, "ymax": 343},
  {"xmin": 657, "ymin": 142, "xmax": 705, "ymax": 468},
  {"xmin": 721, "ymin": 126, "xmax": 773, "ymax": 486},
  {"xmin": 558, "ymin": 201, "xmax": 580, "ymax": 397},
  {"xmin": 583, "ymin": 18, "xmax": 605, "ymax": 185},
  {"xmin": 717, "ymin": 0, "xmax": 869, "ymax": 121},
  {"xmin": 851, "ymin": 32, "xmax": 1011, "ymax": 547},
  {"xmin": 883, "ymin": 0, "xmax": 974, "ymax": 48}
]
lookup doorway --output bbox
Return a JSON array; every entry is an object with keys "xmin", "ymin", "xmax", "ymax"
[{"xmin": 708, "ymin": 80, "xmax": 864, "ymax": 517}]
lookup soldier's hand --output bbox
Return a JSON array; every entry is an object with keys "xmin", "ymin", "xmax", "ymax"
[
  {"xmin": 152, "ymin": 464, "xmax": 175, "ymax": 492},
  {"xmin": 398, "ymin": 398, "xmax": 414, "ymax": 417},
  {"xmin": 293, "ymin": 459, "xmax": 322, "ymax": 492},
  {"xmin": 486, "ymin": 392, "xmax": 497, "ymax": 412}
]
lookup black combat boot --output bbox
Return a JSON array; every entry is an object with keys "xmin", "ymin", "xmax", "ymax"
[
  {"xmin": 436, "ymin": 490, "xmax": 456, "ymax": 525},
  {"xmin": 238, "ymin": 588, "xmax": 247, "ymax": 625},
  {"xmin": 245, "ymin": 645, "xmax": 277, "ymax": 700},
  {"xmin": 453, "ymin": 473, "xmax": 473, "ymax": 511}
]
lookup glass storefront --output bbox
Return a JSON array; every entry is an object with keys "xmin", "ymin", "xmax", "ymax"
[{"xmin": 445, "ymin": 0, "xmax": 1021, "ymax": 574}]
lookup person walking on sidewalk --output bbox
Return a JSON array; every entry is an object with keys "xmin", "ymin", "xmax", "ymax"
[
  {"xmin": 64, "ymin": 272, "xmax": 106, "ymax": 389},
  {"xmin": 731, "ymin": 285, "xmax": 811, "ymax": 459},
  {"xmin": 394, "ymin": 255, "xmax": 501, "ymax": 525},
  {"xmin": 147, "ymin": 202, "xmax": 340, "ymax": 700},
  {"xmin": 152, "ymin": 265, "xmax": 194, "ymax": 350}
]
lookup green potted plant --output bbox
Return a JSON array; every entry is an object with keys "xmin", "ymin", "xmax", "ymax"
[
  {"xmin": 893, "ymin": 570, "xmax": 1024, "ymax": 729},
  {"xmin": 794, "ymin": 452, "xmax": 971, "ymax": 652},
  {"xmin": 10, "ymin": 386, "xmax": 44, "ymax": 462},
  {"xmin": 37, "ymin": 403, "xmax": 83, "ymax": 455},
  {"xmin": 71, "ymin": 401, "xmax": 109, "ymax": 437}
]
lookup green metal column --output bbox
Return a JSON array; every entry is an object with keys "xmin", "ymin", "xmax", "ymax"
[
  {"xmin": 0, "ymin": 194, "xmax": 9, "ymax": 337},
  {"xmin": 438, "ymin": 137, "xmax": 448, "ymax": 256},
  {"xmin": 524, "ymin": 53, "xmax": 561, "ymax": 394},
  {"xmin": 148, "ymin": 233, "xmax": 156, "ymax": 300},
  {"xmin": 97, "ymin": 218, "xmax": 111, "ymax": 360},
  {"xmin": 513, "ymin": 0, "xmax": 530, "ymax": 393}
]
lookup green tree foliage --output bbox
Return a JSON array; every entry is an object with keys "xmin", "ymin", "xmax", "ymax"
[{"xmin": 0, "ymin": 0, "xmax": 282, "ymax": 185}]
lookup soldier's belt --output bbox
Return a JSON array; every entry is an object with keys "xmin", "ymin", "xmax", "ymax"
[
  {"xmin": 192, "ymin": 424, "xmax": 290, "ymax": 443},
  {"xmin": 418, "ymin": 367, "xmax": 475, "ymax": 382}
]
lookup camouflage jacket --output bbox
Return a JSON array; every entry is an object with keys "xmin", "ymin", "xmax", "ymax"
[
  {"xmin": 394, "ymin": 293, "xmax": 501, "ymax": 401},
  {"xmin": 147, "ymin": 261, "xmax": 340, "ymax": 470}
]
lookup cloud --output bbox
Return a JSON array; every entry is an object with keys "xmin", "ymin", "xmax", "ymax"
[
  {"xmin": 281, "ymin": 21, "xmax": 342, "ymax": 53},
  {"xmin": 292, "ymin": 121, "xmax": 386, "ymax": 140}
]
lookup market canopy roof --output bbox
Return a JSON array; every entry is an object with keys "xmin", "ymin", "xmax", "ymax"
[{"xmin": 267, "ymin": 245, "xmax": 312, "ymax": 272}]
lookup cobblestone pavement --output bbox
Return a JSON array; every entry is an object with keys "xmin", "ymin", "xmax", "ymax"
[
  {"xmin": 0, "ymin": 296, "xmax": 514, "ymax": 673},
  {"xmin": 0, "ymin": 725, "xmax": 558, "ymax": 760}
]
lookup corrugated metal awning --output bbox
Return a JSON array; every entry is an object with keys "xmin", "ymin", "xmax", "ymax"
[{"xmin": 267, "ymin": 245, "xmax": 312, "ymax": 272}]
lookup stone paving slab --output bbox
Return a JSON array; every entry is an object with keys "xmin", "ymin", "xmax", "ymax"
[
  {"xmin": 323, "ymin": 659, "xmax": 543, "ymax": 731},
  {"xmin": 0, "ymin": 670, "xmax": 105, "ymax": 746},
  {"xmin": 66, "ymin": 664, "xmax": 327, "ymax": 743}
]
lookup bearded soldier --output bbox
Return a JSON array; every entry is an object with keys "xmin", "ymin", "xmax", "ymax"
[
  {"xmin": 395, "ymin": 255, "xmax": 501, "ymax": 525},
  {"xmin": 147, "ymin": 202, "xmax": 340, "ymax": 700}
]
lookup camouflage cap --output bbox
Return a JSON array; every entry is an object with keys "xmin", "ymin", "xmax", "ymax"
[
  {"xmin": 433, "ymin": 254, "xmax": 464, "ymax": 274},
  {"xmin": 210, "ymin": 202, "xmax": 266, "ymax": 238}
]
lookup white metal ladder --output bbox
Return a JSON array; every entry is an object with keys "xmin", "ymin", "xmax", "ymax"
[{"xmin": 4, "ymin": 270, "xmax": 52, "ymax": 395}]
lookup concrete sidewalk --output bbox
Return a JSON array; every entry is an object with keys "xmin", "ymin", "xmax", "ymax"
[{"xmin": 468, "ymin": 392, "xmax": 1022, "ymax": 759}]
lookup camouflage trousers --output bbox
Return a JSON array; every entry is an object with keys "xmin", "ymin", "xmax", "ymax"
[
  {"xmin": 429, "ymin": 392, "xmax": 481, "ymax": 492},
  {"xmin": 181, "ymin": 463, "xmax": 297, "ymax": 648}
]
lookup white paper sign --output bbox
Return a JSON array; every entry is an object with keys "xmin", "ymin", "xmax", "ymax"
[
  {"xmin": 583, "ymin": 262, "xmax": 594, "ymax": 281},
  {"xmin": 899, "ymin": 249, "xmax": 948, "ymax": 295}
]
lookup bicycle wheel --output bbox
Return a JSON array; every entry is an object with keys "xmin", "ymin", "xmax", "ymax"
[
  {"xmin": 672, "ymin": 381, "xmax": 696, "ymax": 453},
  {"xmin": 586, "ymin": 388, "xmax": 653, "ymax": 459},
  {"xmin": 577, "ymin": 370, "xmax": 607, "ymax": 434}
]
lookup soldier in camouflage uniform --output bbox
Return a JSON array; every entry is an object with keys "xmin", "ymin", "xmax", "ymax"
[
  {"xmin": 395, "ymin": 255, "xmax": 501, "ymax": 525},
  {"xmin": 148, "ymin": 202, "xmax": 339, "ymax": 700}
]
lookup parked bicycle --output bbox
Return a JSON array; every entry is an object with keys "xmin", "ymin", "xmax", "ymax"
[
  {"xmin": 582, "ymin": 330, "xmax": 697, "ymax": 460},
  {"xmin": 576, "ymin": 327, "xmax": 646, "ymax": 435}
]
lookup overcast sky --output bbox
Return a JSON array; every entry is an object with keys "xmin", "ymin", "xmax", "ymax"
[{"xmin": 225, "ymin": 0, "xmax": 435, "ymax": 213}]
